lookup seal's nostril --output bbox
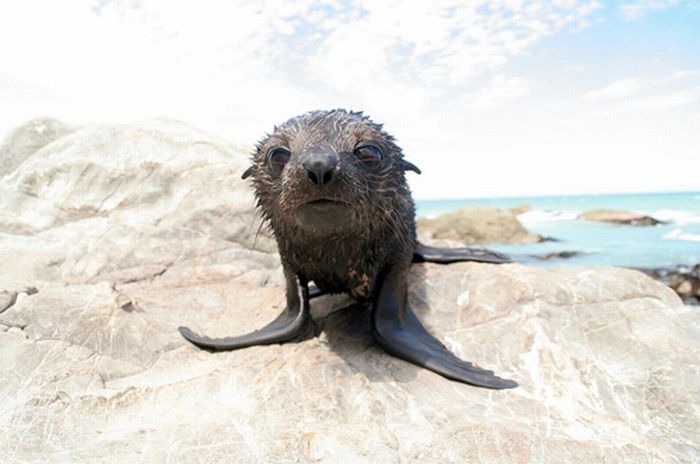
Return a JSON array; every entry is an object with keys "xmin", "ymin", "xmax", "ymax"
[
  {"xmin": 308, "ymin": 171, "xmax": 319, "ymax": 184},
  {"xmin": 322, "ymin": 171, "xmax": 333, "ymax": 185}
]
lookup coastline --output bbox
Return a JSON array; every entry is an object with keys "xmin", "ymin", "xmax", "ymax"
[{"xmin": 416, "ymin": 192, "xmax": 700, "ymax": 270}]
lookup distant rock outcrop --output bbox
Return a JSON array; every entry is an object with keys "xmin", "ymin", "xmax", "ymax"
[
  {"xmin": 578, "ymin": 209, "xmax": 665, "ymax": 226},
  {"xmin": 508, "ymin": 203, "xmax": 531, "ymax": 215},
  {"xmin": 1, "ymin": 119, "xmax": 698, "ymax": 462},
  {"xmin": 417, "ymin": 206, "xmax": 544, "ymax": 244}
]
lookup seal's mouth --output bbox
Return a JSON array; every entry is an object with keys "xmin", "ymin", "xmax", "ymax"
[
  {"xmin": 294, "ymin": 198, "xmax": 356, "ymax": 232},
  {"xmin": 301, "ymin": 198, "xmax": 348, "ymax": 207}
]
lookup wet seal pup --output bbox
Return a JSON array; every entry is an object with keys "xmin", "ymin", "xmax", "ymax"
[{"xmin": 179, "ymin": 110, "xmax": 517, "ymax": 389}]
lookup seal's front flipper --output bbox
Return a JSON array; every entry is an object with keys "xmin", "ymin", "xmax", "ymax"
[
  {"xmin": 413, "ymin": 243, "xmax": 512, "ymax": 265},
  {"xmin": 371, "ymin": 269, "xmax": 517, "ymax": 389},
  {"xmin": 178, "ymin": 273, "xmax": 312, "ymax": 351}
]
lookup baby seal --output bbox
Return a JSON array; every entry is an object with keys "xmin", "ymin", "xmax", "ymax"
[{"xmin": 179, "ymin": 109, "xmax": 517, "ymax": 389}]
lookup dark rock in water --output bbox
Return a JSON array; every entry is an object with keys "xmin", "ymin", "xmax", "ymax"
[
  {"xmin": 636, "ymin": 264, "xmax": 700, "ymax": 305},
  {"xmin": 578, "ymin": 209, "xmax": 665, "ymax": 226},
  {"xmin": 613, "ymin": 216, "xmax": 664, "ymax": 226},
  {"xmin": 533, "ymin": 251, "xmax": 582, "ymax": 261}
]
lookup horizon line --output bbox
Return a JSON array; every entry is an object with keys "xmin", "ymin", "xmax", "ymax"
[{"xmin": 414, "ymin": 189, "xmax": 700, "ymax": 202}]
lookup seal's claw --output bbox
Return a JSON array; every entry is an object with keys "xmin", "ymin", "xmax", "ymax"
[{"xmin": 413, "ymin": 243, "xmax": 512, "ymax": 265}]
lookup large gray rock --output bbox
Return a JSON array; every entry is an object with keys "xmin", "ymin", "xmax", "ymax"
[
  {"xmin": 1, "ymin": 119, "xmax": 698, "ymax": 462},
  {"xmin": 1, "ymin": 264, "xmax": 697, "ymax": 463},
  {"xmin": 0, "ymin": 118, "xmax": 276, "ymax": 283}
]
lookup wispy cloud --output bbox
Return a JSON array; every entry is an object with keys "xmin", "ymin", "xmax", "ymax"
[
  {"xmin": 583, "ymin": 79, "xmax": 643, "ymax": 100},
  {"xmin": 473, "ymin": 75, "xmax": 529, "ymax": 110},
  {"xmin": 672, "ymin": 70, "xmax": 700, "ymax": 79},
  {"xmin": 0, "ymin": 0, "xmax": 603, "ymax": 141},
  {"xmin": 622, "ymin": 87, "xmax": 700, "ymax": 110},
  {"xmin": 0, "ymin": 0, "xmax": 697, "ymax": 198},
  {"xmin": 619, "ymin": 0, "xmax": 680, "ymax": 20},
  {"xmin": 583, "ymin": 73, "xmax": 700, "ymax": 111}
]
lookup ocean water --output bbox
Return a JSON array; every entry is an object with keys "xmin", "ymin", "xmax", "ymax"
[{"xmin": 415, "ymin": 191, "xmax": 700, "ymax": 269}]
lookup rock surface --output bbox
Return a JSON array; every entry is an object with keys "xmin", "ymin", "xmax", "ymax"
[
  {"xmin": 578, "ymin": 209, "xmax": 665, "ymax": 226},
  {"xmin": 0, "ymin": 117, "xmax": 276, "ymax": 283},
  {"xmin": 1, "ymin": 119, "xmax": 699, "ymax": 463},
  {"xmin": 0, "ymin": 117, "xmax": 76, "ymax": 178},
  {"xmin": 418, "ymin": 206, "xmax": 544, "ymax": 244}
]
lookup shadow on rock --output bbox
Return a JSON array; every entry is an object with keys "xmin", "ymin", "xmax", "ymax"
[{"xmin": 310, "ymin": 265, "xmax": 435, "ymax": 385}]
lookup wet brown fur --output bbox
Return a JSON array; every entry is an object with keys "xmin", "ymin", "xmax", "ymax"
[{"xmin": 244, "ymin": 109, "xmax": 419, "ymax": 300}]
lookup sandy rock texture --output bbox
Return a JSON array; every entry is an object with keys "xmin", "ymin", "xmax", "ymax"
[
  {"xmin": 1, "ymin": 119, "xmax": 699, "ymax": 463},
  {"xmin": 418, "ymin": 206, "xmax": 544, "ymax": 244}
]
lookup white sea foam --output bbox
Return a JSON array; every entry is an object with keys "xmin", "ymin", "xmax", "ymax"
[
  {"xmin": 653, "ymin": 209, "xmax": 700, "ymax": 225},
  {"xmin": 663, "ymin": 228, "xmax": 700, "ymax": 242},
  {"xmin": 518, "ymin": 209, "xmax": 579, "ymax": 225}
]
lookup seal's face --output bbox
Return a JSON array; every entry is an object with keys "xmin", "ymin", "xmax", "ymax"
[{"xmin": 244, "ymin": 110, "xmax": 420, "ymax": 237}]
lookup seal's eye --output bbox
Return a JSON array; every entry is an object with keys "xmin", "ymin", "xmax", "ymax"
[
  {"xmin": 267, "ymin": 147, "xmax": 291, "ymax": 176},
  {"xmin": 354, "ymin": 144, "xmax": 382, "ymax": 164}
]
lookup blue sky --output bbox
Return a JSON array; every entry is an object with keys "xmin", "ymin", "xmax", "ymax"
[
  {"xmin": 1, "ymin": 0, "xmax": 698, "ymax": 199},
  {"xmin": 509, "ymin": 3, "xmax": 700, "ymax": 97}
]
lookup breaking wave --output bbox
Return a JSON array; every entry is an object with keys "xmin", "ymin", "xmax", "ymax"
[
  {"xmin": 518, "ymin": 209, "xmax": 579, "ymax": 225},
  {"xmin": 653, "ymin": 210, "xmax": 700, "ymax": 225},
  {"xmin": 663, "ymin": 228, "xmax": 700, "ymax": 242}
]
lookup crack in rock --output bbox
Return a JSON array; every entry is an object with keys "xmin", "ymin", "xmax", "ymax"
[{"xmin": 0, "ymin": 286, "xmax": 38, "ymax": 314}]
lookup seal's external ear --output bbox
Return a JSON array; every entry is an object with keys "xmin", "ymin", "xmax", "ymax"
[
  {"xmin": 241, "ymin": 165, "xmax": 254, "ymax": 179},
  {"xmin": 400, "ymin": 159, "xmax": 422, "ymax": 175}
]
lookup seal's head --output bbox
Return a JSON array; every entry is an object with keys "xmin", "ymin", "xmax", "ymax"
[{"xmin": 243, "ymin": 109, "xmax": 420, "ymax": 237}]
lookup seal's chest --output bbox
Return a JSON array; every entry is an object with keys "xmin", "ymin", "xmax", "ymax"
[
  {"xmin": 286, "ymin": 241, "xmax": 378, "ymax": 299},
  {"xmin": 310, "ymin": 265, "xmax": 374, "ymax": 299}
]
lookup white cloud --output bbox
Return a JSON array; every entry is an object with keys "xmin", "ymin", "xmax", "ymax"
[
  {"xmin": 583, "ymin": 79, "xmax": 643, "ymax": 100},
  {"xmin": 619, "ymin": 0, "xmax": 680, "ymax": 20},
  {"xmin": 2, "ymin": 0, "xmax": 699, "ymax": 199},
  {"xmin": 582, "ymin": 73, "xmax": 700, "ymax": 111},
  {"xmin": 0, "ymin": 0, "xmax": 602, "ymax": 143},
  {"xmin": 473, "ymin": 75, "xmax": 529, "ymax": 110},
  {"xmin": 622, "ymin": 87, "xmax": 700, "ymax": 111},
  {"xmin": 671, "ymin": 70, "xmax": 700, "ymax": 79}
]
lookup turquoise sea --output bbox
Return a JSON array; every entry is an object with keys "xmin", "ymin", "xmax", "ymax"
[{"xmin": 415, "ymin": 191, "xmax": 700, "ymax": 269}]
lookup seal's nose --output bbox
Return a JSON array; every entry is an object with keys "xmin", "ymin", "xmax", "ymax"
[{"xmin": 302, "ymin": 152, "xmax": 337, "ymax": 185}]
